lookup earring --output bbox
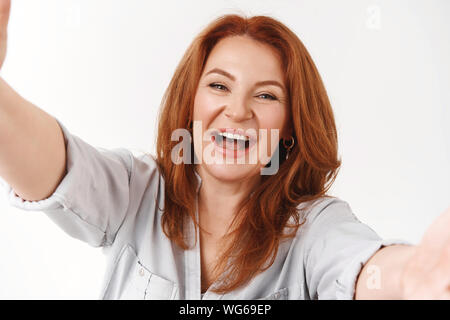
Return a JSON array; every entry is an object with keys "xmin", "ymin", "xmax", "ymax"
[{"xmin": 283, "ymin": 136, "xmax": 295, "ymax": 160}]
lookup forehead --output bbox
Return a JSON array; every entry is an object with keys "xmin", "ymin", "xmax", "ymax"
[{"xmin": 203, "ymin": 35, "xmax": 285, "ymax": 82}]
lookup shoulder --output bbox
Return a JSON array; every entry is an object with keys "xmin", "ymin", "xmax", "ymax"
[
  {"xmin": 127, "ymin": 150, "xmax": 162, "ymax": 182},
  {"xmin": 100, "ymin": 148, "xmax": 162, "ymax": 189},
  {"xmin": 294, "ymin": 196, "xmax": 363, "ymax": 238},
  {"xmin": 131, "ymin": 150, "xmax": 159, "ymax": 166},
  {"xmin": 297, "ymin": 196, "xmax": 356, "ymax": 224},
  {"xmin": 292, "ymin": 196, "xmax": 382, "ymax": 254}
]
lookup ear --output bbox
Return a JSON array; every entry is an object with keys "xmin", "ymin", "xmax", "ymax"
[{"xmin": 281, "ymin": 122, "xmax": 294, "ymax": 141}]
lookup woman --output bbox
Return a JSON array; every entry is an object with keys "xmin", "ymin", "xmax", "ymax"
[{"xmin": 0, "ymin": 1, "xmax": 449, "ymax": 299}]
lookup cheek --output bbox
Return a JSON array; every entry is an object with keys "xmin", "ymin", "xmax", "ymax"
[
  {"xmin": 257, "ymin": 106, "xmax": 287, "ymax": 139},
  {"xmin": 192, "ymin": 90, "xmax": 221, "ymax": 157},
  {"xmin": 193, "ymin": 90, "xmax": 220, "ymax": 123}
]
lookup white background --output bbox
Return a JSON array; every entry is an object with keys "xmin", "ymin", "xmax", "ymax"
[{"xmin": 0, "ymin": 0, "xmax": 448, "ymax": 299}]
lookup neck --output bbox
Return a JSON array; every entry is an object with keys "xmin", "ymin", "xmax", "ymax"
[{"xmin": 196, "ymin": 165, "xmax": 260, "ymax": 238}]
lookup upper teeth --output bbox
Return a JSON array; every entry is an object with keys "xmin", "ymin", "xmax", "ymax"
[{"xmin": 218, "ymin": 132, "xmax": 249, "ymax": 141}]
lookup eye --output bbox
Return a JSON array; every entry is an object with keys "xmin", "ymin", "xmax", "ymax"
[
  {"xmin": 209, "ymin": 83, "xmax": 228, "ymax": 91},
  {"xmin": 209, "ymin": 83, "xmax": 278, "ymax": 101},
  {"xmin": 257, "ymin": 93, "xmax": 277, "ymax": 101}
]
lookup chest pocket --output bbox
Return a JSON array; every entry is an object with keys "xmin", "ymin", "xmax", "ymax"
[{"xmin": 105, "ymin": 244, "xmax": 177, "ymax": 300}]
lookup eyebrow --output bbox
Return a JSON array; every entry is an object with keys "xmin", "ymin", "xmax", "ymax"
[{"xmin": 204, "ymin": 68, "xmax": 285, "ymax": 92}]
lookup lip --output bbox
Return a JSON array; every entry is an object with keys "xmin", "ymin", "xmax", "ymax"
[
  {"xmin": 216, "ymin": 127, "xmax": 258, "ymax": 144},
  {"xmin": 209, "ymin": 127, "xmax": 258, "ymax": 159}
]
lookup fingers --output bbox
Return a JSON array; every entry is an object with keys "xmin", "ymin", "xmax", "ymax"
[
  {"xmin": 421, "ymin": 206, "xmax": 450, "ymax": 256},
  {"xmin": 0, "ymin": 0, "xmax": 11, "ymax": 34},
  {"xmin": 439, "ymin": 245, "xmax": 450, "ymax": 290},
  {"xmin": 0, "ymin": 0, "xmax": 10, "ymax": 70},
  {"xmin": 438, "ymin": 285, "xmax": 450, "ymax": 300},
  {"xmin": 402, "ymin": 244, "xmax": 450, "ymax": 299}
]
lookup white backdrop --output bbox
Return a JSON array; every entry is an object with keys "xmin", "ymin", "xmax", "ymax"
[{"xmin": 0, "ymin": 0, "xmax": 448, "ymax": 299}]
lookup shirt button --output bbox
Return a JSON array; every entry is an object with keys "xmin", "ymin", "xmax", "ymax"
[{"xmin": 139, "ymin": 268, "xmax": 145, "ymax": 277}]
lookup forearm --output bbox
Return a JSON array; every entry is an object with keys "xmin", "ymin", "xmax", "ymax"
[
  {"xmin": 0, "ymin": 77, "xmax": 66, "ymax": 201},
  {"xmin": 355, "ymin": 244, "xmax": 416, "ymax": 299}
]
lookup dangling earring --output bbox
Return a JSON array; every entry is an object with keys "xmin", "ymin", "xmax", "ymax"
[{"xmin": 283, "ymin": 136, "xmax": 295, "ymax": 160}]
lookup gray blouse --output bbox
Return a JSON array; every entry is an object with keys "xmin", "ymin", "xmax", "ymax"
[{"xmin": 0, "ymin": 119, "xmax": 408, "ymax": 300}]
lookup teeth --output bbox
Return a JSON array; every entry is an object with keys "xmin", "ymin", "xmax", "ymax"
[{"xmin": 218, "ymin": 132, "xmax": 249, "ymax": 141}]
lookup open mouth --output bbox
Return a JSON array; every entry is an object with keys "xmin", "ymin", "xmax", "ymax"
[{"xmin": 212, "ymin": 131, "xmax": 251, "ymax": 151}]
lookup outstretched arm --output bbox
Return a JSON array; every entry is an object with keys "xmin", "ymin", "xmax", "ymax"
[
  {"xmin": 0, "ymin": 0, "xmax": 66, "ymax": 201},
  {"xmin": 356, "ymin": 207, "xmax": 450, "ymax": 299}
]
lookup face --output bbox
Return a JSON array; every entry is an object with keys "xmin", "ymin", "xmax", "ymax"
[{"xmin": 192, "ymin": 35, "xmax": 291, "ymax": 182}]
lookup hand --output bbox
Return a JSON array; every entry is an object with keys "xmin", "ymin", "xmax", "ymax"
[
  {"xmin": 0, "ymin": 0, "xmax": 11, "ymax": 70},
  {"xmin": 400, "ymin": 206, "xmax": 450, "ymax": 299}
]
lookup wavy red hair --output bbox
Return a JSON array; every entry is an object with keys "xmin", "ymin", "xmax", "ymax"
[{"xmin": 155, "ymin": 14, "xmax": 341, "ymax": 294}]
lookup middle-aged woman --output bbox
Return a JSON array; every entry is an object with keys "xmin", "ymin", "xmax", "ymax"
[{"xmin": 0, "ymin": 0, "xmax": 449, "ymax": 299}]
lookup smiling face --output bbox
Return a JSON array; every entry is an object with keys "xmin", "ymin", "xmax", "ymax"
[{"xmin": 192, "ymin": 35, "xmax": 291, "ymax": 182}]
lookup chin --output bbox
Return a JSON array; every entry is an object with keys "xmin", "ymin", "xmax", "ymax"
[
  {"xmin": 193, "ymin": 139, "xmax": 269, "ymax": 182},
  {"xmin": 201, "ymin": 162, "xmax": 260, "ymax": 183}
]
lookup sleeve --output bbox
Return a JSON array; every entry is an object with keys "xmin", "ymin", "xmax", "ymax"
[
  {"xmin": 0, "ymin": 118, "xmax": 135, "ymax": 248},
  {"xmin": 301, "ymin": 197, "xmax": 412, "ymax": 300}
]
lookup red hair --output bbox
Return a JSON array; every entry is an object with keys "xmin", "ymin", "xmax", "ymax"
[{"xmin": 155, "ymin": 14, "xmax": 341, "ymax": 293}]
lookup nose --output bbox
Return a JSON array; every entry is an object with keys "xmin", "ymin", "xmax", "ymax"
[{"xmin": 224, "ymin": 97, "xmax": 253, "ymax": 122}]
